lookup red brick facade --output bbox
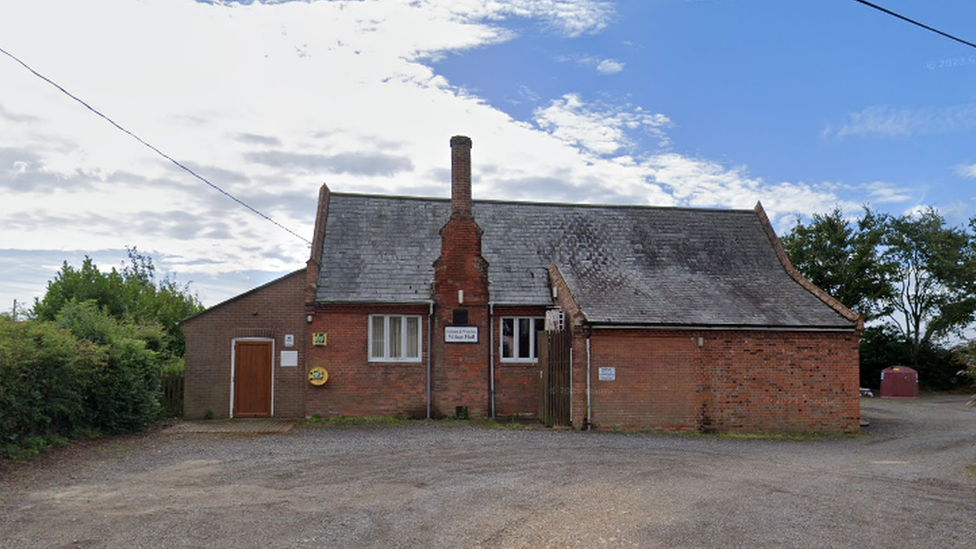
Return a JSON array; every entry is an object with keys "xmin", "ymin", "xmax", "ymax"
[
  {"xmin": 182, "ymin": 135, "xmax": 862, "ymax": 434},
  {"xmin": 305, "ymin": 304, "xmax": 429, "ymax": 418},
  {"xmin": 491, "ymin": 306, "xmax": 548, "ymax": 417},
  {"xmin": 182, "ymin": 270, "xmax": 306, "ymax": 419},
  {"xmin": 578, "ymin": 329, "xmax": 860, "ymax": 433}
]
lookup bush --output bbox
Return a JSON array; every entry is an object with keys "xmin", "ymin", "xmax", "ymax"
[
  {"xmin": 0, "ymin": 318, "xmax": 85, "ymax": 458},
  {"xmin": 859, "ymin": 325, "xmax": 907, "ymax": 388},
  {"xmin": 57, "ymin": 301, "xmax": 161, "ymax": 433},
  {"xmin": 914, "ymin": 342, "xmax": 959, "ymax": 391}
]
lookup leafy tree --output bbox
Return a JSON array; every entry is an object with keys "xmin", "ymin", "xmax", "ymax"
[
  {"xmin": 881, "ymin": 209, "xmax": 976, "ymax": 363},
  {"xmin": 784, "ymin": 207, "xmax": 976, "ymax": 388},
  {"xmin": 32, "ymin": 257, "xmax": 127, "ymax": 321},
  {"xmin": 858, "ymin": 325, "xmax": 907, "ymax": 388},
  {"xmin": 781, "ymin": 207, "xmax": 891, "ymax": 320},
  {"xmin": 954, "ymin": 340, "xmax": 976, "ymax": 372},
  {"xmin": 33, "ymin": 248, "xmax": 204, "ymax": 357}
]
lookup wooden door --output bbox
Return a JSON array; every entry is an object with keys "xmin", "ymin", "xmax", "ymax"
[{"xmin": 233, "ymin": 340, "xmax": 272, "ymax": 418}]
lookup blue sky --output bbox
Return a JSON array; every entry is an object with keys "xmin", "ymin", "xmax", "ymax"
[{"xmin": 1, "ymin": 0, "xmax": 975, "ymax": 313}]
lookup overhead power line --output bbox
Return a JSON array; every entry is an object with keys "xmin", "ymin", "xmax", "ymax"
[
  {"xmin": 0, "ymin": 45, "xmax": 311, "ymax": 246},
  {"xmin": 850, "ymin": 0, "xmax": 976, "ymax": 51}
]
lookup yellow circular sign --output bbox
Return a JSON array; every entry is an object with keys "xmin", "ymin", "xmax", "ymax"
[{"xmin": 308, "ymin": 367, "xmax": 329, "ymax": 386}]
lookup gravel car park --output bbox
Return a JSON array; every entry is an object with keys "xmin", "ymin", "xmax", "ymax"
[{"xmin": 1, "ymin": 395, "xmax": 974, "ymax": 549}]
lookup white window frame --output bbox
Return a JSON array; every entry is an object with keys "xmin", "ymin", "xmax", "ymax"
[
  {"xmin": 499, "ymin": 316, "xmax": 545, "ymax": 363},
  {"xmin": 368, "ymin": 314, "xmax": 422, "ymax": 362}
]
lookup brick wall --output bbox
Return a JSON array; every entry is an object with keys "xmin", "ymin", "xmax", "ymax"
[
  {"xmin": 582, "ymin": 328, "xmax": 860, "ymax": 434},
  {"xmin": 589, "ymin": 331, "xmax": 699, "ymax": 431},
  {"xmin": 492, "ymin": 306, "xmax": 548, "ymax": 417},
  {"xmin": 305, "ymin": 304, "xmax": 429, "ymax": 418},
  {"xmin": 701, "ymin": 330, "xmax": 860, "ymax": 434},
  {"xmin": 182, "ymin": 270, "xmax": 306, "ymax": 419}
]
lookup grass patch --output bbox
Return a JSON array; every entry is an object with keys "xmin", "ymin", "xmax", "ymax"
[
  {"xmin": 95, "ymin": 443, "xmax": 133, "ymax": 454},
  {"xmin": 646, "ymin": 429, "xmax": 863, "ymax": 442},
  {"xmin": 302, "ymin": 414, "xmax": 413, "ymax": 428},
  {"xmin": 710, "ymin": 431, "xmax": 862, "ymax": 441},
  {"xmin": 481, "ymin": 419, "xmax": 525, "ymax": 430}
]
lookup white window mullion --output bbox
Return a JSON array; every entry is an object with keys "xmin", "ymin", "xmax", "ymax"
[
  {"xmin": 529, "ymin": 324, "xmax": 535, "ymax": 359},
  {"xmin": 500, "ymin": 316, "xmax": 544, "ymax": 363},
  {"xmin": 369, "ymin": 314, "xmax": 422, "ymax": 362}
]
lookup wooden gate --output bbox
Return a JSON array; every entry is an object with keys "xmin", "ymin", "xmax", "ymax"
[
  {"xmin": 538, "ymin": 328, "xmax": 572, "ymax": 427},
  {"xmin": 233, "ymin": 340, "xmax": 272, "ymax": 418}
]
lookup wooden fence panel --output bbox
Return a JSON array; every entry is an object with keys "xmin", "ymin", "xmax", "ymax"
[{"xmin": 161, "ymin": 372, "xmax": 184, "ymax": 418}]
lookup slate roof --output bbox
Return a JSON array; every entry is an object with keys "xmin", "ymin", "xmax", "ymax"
[{"xmin": 315, "ymin": 193, "xmax": 856, "ymax": 329}]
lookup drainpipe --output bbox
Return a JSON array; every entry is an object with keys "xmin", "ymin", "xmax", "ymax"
[
  {"xmin": 489, "ymin": 302, "xmax": 495, "ymax": 419},
  {"xmin": 586, "ymin": 334, "xmax": 592, "ymax": 429},
  {"xmin": 427, "ymin": 300, "xmax": 433, "ymax": 420}
]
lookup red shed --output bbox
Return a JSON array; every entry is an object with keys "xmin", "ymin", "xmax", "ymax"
[{"xmin": 880, "ymin": 366, "xmax": 918, "ymax": 399}]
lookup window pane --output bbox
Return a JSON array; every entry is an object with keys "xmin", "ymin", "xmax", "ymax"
[
  {"xmin": 533, "ymin": 319, "xmax": 545, "ymax": 359},
  {"xmin": 371, "ymin": 316, "xmax": 385, "ymax": 358},
  {"xmin": 518, "ymin": 318, "xmax": 531, "ymax": 358},
  {"xmin": 501, "ymin": 318, "xmax": 514, "ymax": 358},
  {"xmin": 389, "ymin": 316, "xmax": 403, "ymax": 358},
  {"xmin": 406, "ymin": 317, "xmax": 419, "ymax": 358}
]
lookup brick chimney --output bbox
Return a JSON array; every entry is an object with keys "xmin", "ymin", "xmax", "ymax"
[
  {"xmin": 433, "ymin": 135, "xmax": 490, "ymax": 418},
  {"xmin": 450, "ymin": 135, "xmax": 473, "ymax": 221}
]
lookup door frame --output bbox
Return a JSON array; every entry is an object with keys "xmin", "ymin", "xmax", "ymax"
[{"xmin": 230, "ymin": 337, "xmax": 275, "ymax": 418}]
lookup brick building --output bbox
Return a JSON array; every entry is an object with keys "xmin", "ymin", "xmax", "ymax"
[{"xmin": 183, "ymin": 135, "xmax": 863, "ymax": 433}]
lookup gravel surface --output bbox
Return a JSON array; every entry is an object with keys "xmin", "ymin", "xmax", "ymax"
[{"xmin": 1, "ymin": 395, "xmax": 974, "ymax": 548}]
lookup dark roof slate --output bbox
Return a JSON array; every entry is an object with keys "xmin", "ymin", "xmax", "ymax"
[{"xmin": 315, "ymin": 193, "xmax": 855, "ymax": 329}]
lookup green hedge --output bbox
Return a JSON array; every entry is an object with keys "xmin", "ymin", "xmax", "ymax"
[
  {"xmin": 0, "ymin": 319, "xmax": 85, "ymax": 458},
  {"xmin": 0, "ymin": 302, "xmax": 166, "ymax": 459}
]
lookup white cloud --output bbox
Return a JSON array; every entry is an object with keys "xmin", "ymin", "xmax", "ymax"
[
  {"xmin": 493, "ymin": 0, "xmax": 615, "ymax": 37},
  {"xmin": 533, "ymin": 94, "xmax": 671, "ymax": 154},
  {"xmin": 596, "ymin": 59, "xmax": 625, "ymax": 75},
  {"xmin": 904, "ymin": 204, "xmax": 932, "ymax": 218},
  {"xmin": 863, "ymin": 181, "xmax": 913, "ymax": 204},
  {"xmin": 954, "ymin": 163, "xmax": 976, "ymax": 179},
  {"xmin": 524, "ymin": 94, "xmax": 851, "ymax": 227},
  {"xmin": 0, "ymin": 0, "xmax": 852, "ymax": 307},
  {"xmin": 829, "ymin": 103, "xmax": 976, "ymax": 138},
  {"xmin": 565, "ymin": 54, "xmax": 625, "ymax": 74}
]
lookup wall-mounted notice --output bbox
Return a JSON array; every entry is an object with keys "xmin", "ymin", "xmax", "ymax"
[
  {"xmin": 445, "ymin": 326, "xmax": 478, "ymax": 343},
  {"xmin": 280, "ymin": 350, "xmax": 298, "ymax": 367},
  {"xmin": 598, "ymin": 367, "xmax": 616, "ymax": 381}
]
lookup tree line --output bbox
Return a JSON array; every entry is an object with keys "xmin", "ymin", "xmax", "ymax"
[
  {"xmin": 781, "ymin": 207, "xmax": 976, "ymax": 390},
  {"xmin": 0, "ymin": 249, "xmax": 203, "ymax": 458}
]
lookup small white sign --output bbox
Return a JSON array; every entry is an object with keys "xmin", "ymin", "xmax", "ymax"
[
  {"xmin": 280, "ymin": 350, "xmax": 298, "ymax": 367},
  {"xmin": 598, "ymin": 367, "xmax": 616, "ymax": 381},
  {"xmin": 445, "ymin": 326, "xmax": 478, "ymax": 343},
  {"xmin": 284, "ymin": 334, "xmax": 295, "ymax": 348}
]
